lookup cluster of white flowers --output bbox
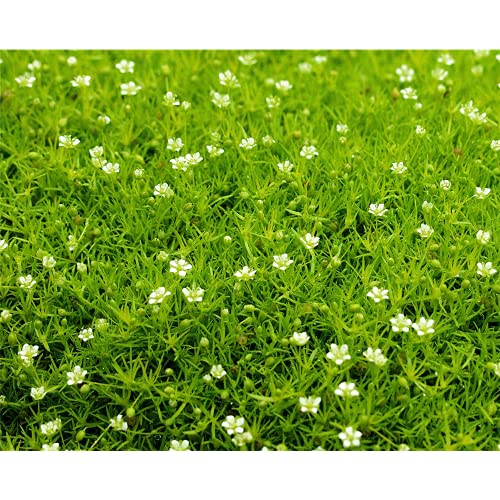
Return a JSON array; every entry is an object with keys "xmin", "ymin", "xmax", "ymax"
[
  {"xmin": 170, "ymin": 153, "xmax": 203, "ymax": 171},
  {"xmin": 222, "ymin": 415, "xmax": 253, "ymax": 447},
  {"xmin": 460, "ymin": 100, "xmax": 488, "ymax": 125},
  {"xmin": 41, "ymin": 418, "xmax": 62, "ymax": 436},
  {"xmin": 363, "ymin": 347, "xmax": 388, "ymax": 366}
]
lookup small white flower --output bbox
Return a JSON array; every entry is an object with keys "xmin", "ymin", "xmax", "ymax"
[
  {"xmin": 42, "ymin": 443, "xmax": 60, "ymax": 451},
  {"xmin": 102, "ymin": 162, "xmax": 120, "ymax": 174},
  {"xmin": 440, "ymin": 179, "xmax": 451, "ymax": 191},
  {"xmin": 110, "ymin": 415, "xmax": 128, "ymax": 431},
  {"xmin": 170, "ymin": 156, "xmax": 189, "ymax": 171},
  {"xmin": 120, "ymin": 81, "xmax": 142, "ymax": 96},
  {"xmin": 469, "ymin": 110, "xmax": 488, "ymax": 124},
  {"xmin": 275, "ymin": 80, "xmax": 293, "ymax": 93},
  {"xmin": 97, "ymin": 115, "xmax": 111, "ymax": 125},
  {"xmin": 490, "ymin": 140, "xmax": 500, "ymax": 152},
  {"xmin": 415, "ymin": 125, "xmax": 426, "ymax": 136},
  {"xmin": 313, "ymin": 55, "xmax": 327, "ymax": 64},
  {"xmin": 367, "ymin": 286, "xmax": 389, "ymax": 303},
  {"xmin": 154, "ymin": 183, "xmax": 174, "ymax": 198},
  {"xmin": 67, "ymin": 234, "xmax": 78, "ymax": 252},
  {"xmin": 41, "ymin": 418, "xmax": 62, "ymax": 437},
  {"xmin": 42, "ymin": 255, "xmax": 57, "ymax": 269},
  {"xmin": 422, "ymin": 201, "xmax": 433, "ymax": 213},
  {"xmin": 18, "ymin": 344, "xmax": 40, "ymax": 366},
  {"xmin": 334, "ymin": 382, "xmax": 359, "ymax": 398},
  {"xmin": 18, "ymin": 275, "xmax": 36, "ymax": 289},
  {"xmin": 266, "ymin": 95, "xmax": 281, "ymax": 108},
  {"xmin": 363, "ymin": 347, "xmax": 388, "ymax": 366},
  {"xmin": 432, "ymin": 68, "xmax": 448, "ymax": 81},
  {"xmin": 277, "ymin": 160, "xmax": 293, "ymax": 173},
  {"xmin": 206, "ymin": 145, "xmax": 224, "ymax": 157},
  {"xmin": 411, "ymin": 317, "xmax": 435, "ymax": 336},
  {"xmin": 30, "ymin": 386, "xmax": 47, "ymax": 401},
  {"xmin": 416, "ymin": 223, "xmax": 434, "ymax": 238},
  {"xmin": 474, "ymin": 50, "xmax": 490, "ymax": 59},
  {"xmin": 491, "ymin": 362, "xmax": 500, "ymax": 377},
  {"xmin": 134, "ymin": 168, "xmax": 144, "ymax": 177},
  {"xmin": 0, "ymin": 239, "xmax": 8, "ymax": 251},
  {"xmin": 239, "ymin": 137, "xmax": 256, "ymax": 150},
  {"xmin": 202, "ymin": 374, "xmax": 212, "ymax": 383},
  {"xmin": 164, "ymin": 91, "xmax": 180, "ymax": 106},
  {"xmin": 338, "ymin": 427, "xmax": 362, "ymax": 448},
  {"xmin": 169, "ymin": 439, "xmax": 190, "ymax": 451},
  {"xmin": 115, "ymin": 60, "xmax": 135, "ymax": 74},
  {"xmin": 167, "ymin": 137, "xmax": 184, "ymax": 152},
  {"xmin": 70, "ymin": 75, "xmax": 91, "ymax": 87},
  {"xmin": 89, "ymin": 146, "xmax": 104, "ymax": 158},
  {"xmin": 396, "ymin": 64, "xmax": 414, "ymax": 82},
  {"xmin": 77, "ymin": 262, "xmax": 87, "ymax": 275},
  {"xmin": 169, "ymin": 259, "xmax": 193, "ymax": 277},
  {"xmin": 336, "ymin": 123, "xmax": 349, "ymax": 134},
  {"xmin": 368, "ymin": 203, "xmax": 388, "ymax": 217},
  {"xmin": 300, "ymin": 145, "xmax": 318, "ymax": 159},
  {"xmin": 290, "ymin": 331, "xmax": 310, "ymax": 346},
  {"xmin": 148, "ymin": 287, "xmax": 171, "ymax": 305},
  {"xmin": 326, "ymin": 344, "xmax": 351, "ymax": 365},
  {"xmin": 211, "ymin": 91, "xmax": 231, "ymax": 108},
  {"xmin": 234, "ymin": 266, "xmax": 256, "ymax": 280},
  {"xmin": 95, "ymin": 318, "xmax": 109, "ymax": 332},
  {"xmin": 474, "ymin": 187, "xmax": 491, "ymax": 199},
  {"xmin": 232, "ymin": 431, "xmax": 253, "ymax": 447},
  {"xmin": 272, "ymin": 254, "xmax": 293, "ymax": 271},
  {"xmin": 261, "ymin": 135, "xmax": 275, "ymax": 145},
  {"xmin": 401, "ymin": 87, "xmax": 418, "ymax": 100},
  {"xmin": 299, "ymin": 233, "xmax": 320, "ymax": 250},
  {"xmin": 67, "ymin": 56, "xmax": 77, "ymax": 66},
  {"xmin": 66, "ymin": 366, "xmax": 87, "ymax": 385},
  {"xmin": 210, "ymin": 365, "xmax": 227, "ymax": 379},
  {"xmin": 298, "ymin": 62, "xmax": 312, "ymax": 73},
  {"xmin": 15, "ymin": 73, "xmax": 36, "ymax": 87},
  {"xmin": 238, "ymin": 53, "xmax": 257, "ymax": 66},
  {"xmin": 181, "ymin": 101, "xmax": 191, "ymax": 110},
  {"xmin": 437, "ymin": 53, "xmax": 455, "ymax": 66},
  {"xmin": 0, "ymin": 310, "xmax": 12, "ymax": 323},
  {"xmin": 78, "ymin": 327, "xmax": 94, "ymax": 342},
  {"xmin": 219, "ymin": 70, "xmax": 239, "ymax": 88},
  {"xmin": 184, "ymin": 153, "xmax": 203, "ymax": 166},
  {"xmin": 476, "ymin": 230, "xmax": 491, "ymax": 245},
  {"xmin": 182, "ymin": 286, "xmax": 205, "ymax": 303},
  {"xmin": 58, "ymin": 135, "xmax": 80, "ymax": 148},
  {"xmin": 299, "ymin": 396, "xmax": 321, "ymax": 414},
  {"xmin": 390, "ymin": 314, "xmax": 412, "ymax": 333},
  {"xmin": 222, "ymin": 415, "xmax": 245, "ymax": 435},
  {"xmin": 391, "ymin": 161, "xmax": 407, "ymax": 174},
  {"xmin": 477, "ymin": 262, "xmax": 497, "ymax": 278}
]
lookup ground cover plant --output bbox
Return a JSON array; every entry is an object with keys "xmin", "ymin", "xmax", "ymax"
[{"xmin": 0, "ymin": 50, "xmax": 499, "ymax": 451}]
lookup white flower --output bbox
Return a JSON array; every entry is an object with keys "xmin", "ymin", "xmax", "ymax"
[
  {"xmin": 266, "ymin": 95, "xmax": 281, "ymax": 108},
  {"xmin": 334, "ymin": 382, "xmax": 359, "ymax": 398},
  {"xmin": 440, "ymin": 179, "xmax": 451, "ymax": 191},
  {"xmin": 239, "ymin": 137, "xmax": 256, "ymax": 150},
  {"xmin": 275, "ymin": 80, "xmax": 293, "ymax": 93},
  {"xmin": 169, "ymin": 440, "xmax": 190, "ymax": 451},
  {"xmin": 115, "ymin": 60, "xmax": 135, "ymax": 74},
  {"xmin": 202, "ymin": 374, "xmax": 212, "ymax": 383},
  {"xmin": 170, "ymin": 157, "xmax": 189, "ymax": 171},
  {"xmin": 234, "ymin": 266, "xmax": 256, "ymax": 280},
  {"xmin": 211, "ymin": 91, "xmax": 231, "ymax": 108},
  {"xmin": 18, "ymin": 344, "xmax": 40, "ymax": 366},
  {"xmin": 120, "ymin": 81, "xmax": 142, "ymax": 96},
  {"xmin": 182, "ymin": 286, "xmax": 205, "ymax": 303},
  {"xmin": 97, "ymin": 115, "xmax": 111, "ymax": 125},
  {"xmin": 67, "ymin": 56, "xmax": 77, "ymax": 66},
  {"xmin": 102, "ymin": 162, "xmax": 120, "ymax": 174},
  {"xmin": 67, "ymin": 234, "xmax": 78, "ymax": 252},
  {"xmin": 391, "ymin": 161, "xmax": 407, "ymax": 174},
  {"xmin": 42, "ymin": 255, "xmax": 57, "ymax": 269},
  {"xmin": 91, "ymin": 157, "xmax": 106, "ymax": 168},
  {"xmin": 59, "ymin": 135, "xmax": 80, "ymax": 148},
  {"xmin": 134, "ymin": 168, "xmax": 144, "ymax": 177},
  {"xmin": 78, "ymin": 327, "xmax": 94, "ymax": 342},
  {"xmin": 477, "ymin": 262, "xmax": 497, "ymax": 278},
  {"xmin": 31, "ymin": 386, "xmax": 47, "ymax": 400},
  {"xmin": 474, "ymin": 187, "xmax": 491, "ymax": 199},
  {"xmin": 41, "ymin": 418, "xmax": 62, "ymax": 436},
  {"xmin": 0, "ymin": 239, "xmax": 8, "ymax": 251},
  {"xmin": 396, "ymin": 64, "xmax": 414, "ymax": 82},
  {"xmin": 181, "ymin": 101, "xmax": 191, "ymax": 110},
  {"xmin": 476, "ymin": 230, "xmax": 491, "ymax": 245},
  {"xmin": 422, "ymin": 201, "xmax": 433, "ymax": 213},
  {"xmin": 432, "ymin": 68, "xmax": 448, "ymax": 81},
  {"xmin": 15, "ymin": 73, "xmax": 36, "ymax": 87},
  {"xmin": 363, "ymin": 347, "xmax": 388, "ymax": 366},
  {"xmin": 222, "ymin": 415, "xmax": 245, "ymax": 435},
  {"xmin": 219, "ymin": 70, "xmax": 239, "ymax": 88},
  {"xmin": 411, "ymin": 317, "xmax": 435, "ymax": 336},
  {"xmin": 89, "ymin": 146, "xmax": 104, "ymax": 158},
  {"xmin": 290, "ymin": 331, "xmax": 310, "ymax": 346},
  {"xmin": 298, "ymin": 62, "xmax": 312, "ymax": 73},
  {"xmin": 390, "ymin": 313, "xmax": 412, "ymax": 333},
  {"xmin": 77, "ymin": 261, "xmax": 86, "ymax": 273},
  {"xmin": 300, "ymin": 145, "xmax": 318, "ymax": 159},
  {"xmin": 238, "ymin": 53, "xmax": 257, "ymax": 66},
  {"xmin": 184, "ymin": 153, "xmax": 203, "ymax": 166},
  {"xmin": 42, "ymin": 443, "xmax": 60, "ymax": 451},
  {"xmin": 490, "ymin": 140, "xmax": 500, "ymax": 152},
  {"xmin": 169, "ymin": 259, "xmax": 192, "ymax": 277},
  {"xmin": 148, "ymin": 287, "xmax": 171, "ymax": 305},
  {"xmin": 232, "ymin": 431, "xmax": 253, "ymax": 447},
  {"xmin": 401, "ymin": 87, "xmax": 418, "ymax": 100},
  {"xmin": 474, "ymin": 50, "xmax": 490, "ymax": 59},
  {"xmin": 415, "ymin": 125, "xmax": 426, "ymax": 136},
  {"xmin": 491, "ymin": 363, "xmax": 500, "ymax": 377},
  {"xmin": 110, "ymin": 415, "xmax": 128, "ymax": 431},
  {"xmin": 66, "ymin": 366, "xmax": 87, "ymax": 385},
  {"xmin": 0, "ymin": 310, "xmax": 12, "ymax": 323},
  {"xmin": 299, "ymin": 396, "xmax": 321, "ymax": 414},
  {"xmin": 367, "ymin": 286, "xmax": 389, "ymax": 303},
  {"xmin": 206, "ymin": 145, "xmax": 224, "ymax": 157},
  {"xmin": 210, "ymin": 365, "xmax": 227, "ymax": 379},
  {"xmin": 262, "ymin": 135, "xmax": 275, "ymax": 145},
  {"xmin": 70, "ymin": 75, "xmax": 91, "ymax": 87},
  {"xmin": 154, "ymin": 183, "xmax": 174, "ymax": 198},
  {"xmin": 416, "ymin": 223, "xmax": 434, "ymax": 238},
  {"xmin": 368, "ymin": 203, "xmax": 388, "ymax": 217},
  {"xmin": 338, "ymin": 427, "xmax": 362, "ymax": 448},
  {"xmin": 164, "ymin": 91, "xmax": 180, "ymax": 106},
  {"xmin": 299, "ymin": 233, "xmax": 320, "ymax": 250},
  {"xmin": 18, "ymin": 275, "xmax": 36, "ymax": 289},
  {"xmin": 95, "ymin": 318, "xmax": 109, "ymax": 332},
  {"xmin": 336, "ymin": 123, "xmax": 348, "ymax": 135},
  {"xmin": 313, "ymin": 55, "xmax": 327, "ymax": 64},
  {"xmin": 277, "ymin": 160, "xmax": 293, "ymax": 173},
  {"xmin": 272, "ymin": 254, "xmax": 293, "ymax": 271},
  {"xmin": 469, "ymin": 110, "xmax": 488, "ymax": 124},
  {"xmin": 326, "ymin": 344, "xmax": 351, "ymax": 365},
  {"xmin": 437, "ymin": 53, "xmax": 455, "ymax": 66},
  {"xmin": 167, "ymin": 137, "xmax": 184, "ymax": 152}
]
